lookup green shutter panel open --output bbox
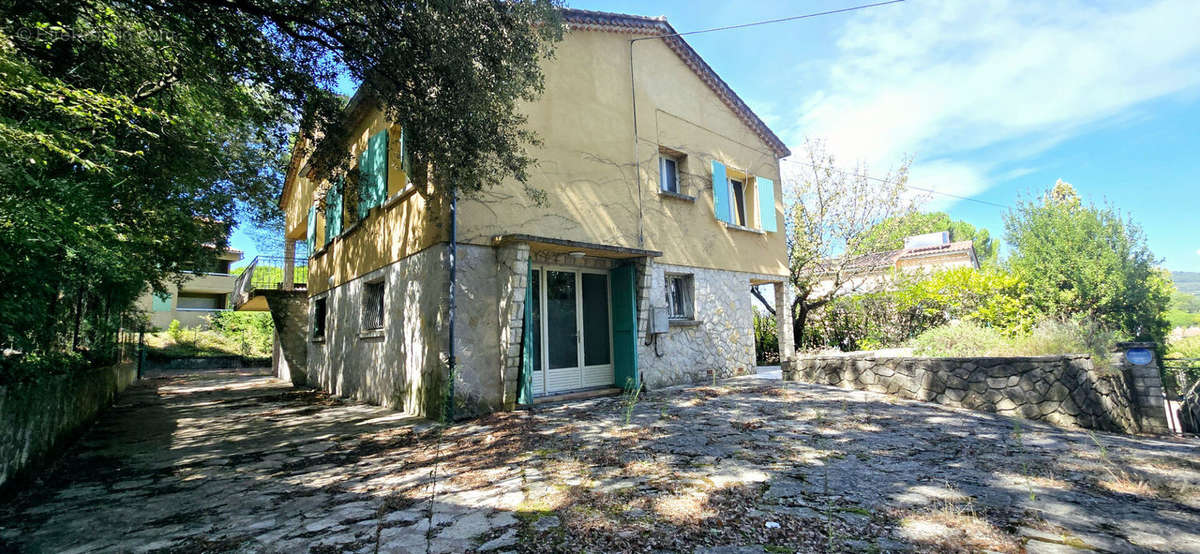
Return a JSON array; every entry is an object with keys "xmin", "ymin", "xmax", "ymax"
[
  {"xmin": 151, "ymin": 292, "xmax": 172, "ymax": 312},
  {"xmin": 711, "ymin": 160, "xmax": 730, "ymax": 223},
  {"xmin": 757, "ymin": 176, "xmax": 776, "ymax": 232},
  {"xmin": 610, "ymin": 263, "xmax": 639, "ymax": 390},
  {"xmin": 306, "ymin": 205, "xmax": 316, "ymax": 254},
  {"xmin": 518, "ymin": 262, "xmax": 534, "ymax": 406},
  {"xmin": 357, "ymin": 149, "xmax": 372, "ymax": 220},
  {"xmin": 325, "ymin": 182, "xmax": 342, "ymax": 245},
  {"xmin": 370, "ymin": 129, "xmax": 388, "ymax": 204}
]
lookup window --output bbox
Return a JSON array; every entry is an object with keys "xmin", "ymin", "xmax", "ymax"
[
  {"xmin": 729, "ymin": 178, "xmax": 747, "ymax": 226},
  {"xmin": 312, "ymin": 297, "xmax": 327, "ymax": 339},
  {"xmin": 659, "ymin": 156, "xmax": 679, "ymax": 194},
  {"xmin": 362, "ymin": 280, "xmax": 385, "ymax": 331},
  {"xmin": 176, "ymin": 293, "xmax": 225, "ymax": 310},
  {"xmin": 665, "ymin": 274, "xmax": 694, "ymax": 320}
]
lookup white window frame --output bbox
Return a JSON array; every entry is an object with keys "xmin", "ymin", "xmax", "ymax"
[
  {"xmin": 659, "ymin": 155, "xmax": 680, "ymax": 194},
  {"xmin": 728, "ymin": 177, "xmax": 748, "ymax": 227}
]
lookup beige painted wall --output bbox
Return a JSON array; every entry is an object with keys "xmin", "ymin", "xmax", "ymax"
[
  {"xmin": 457, "ymin": 30, "xmax": 788, "ymax": 277},
  {"xmin": 285, "ymin": 26, "xmax": 789, "ymax": 295}
]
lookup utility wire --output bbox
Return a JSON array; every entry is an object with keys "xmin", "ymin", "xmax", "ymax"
[
  {"xmin": 780, "ymin": 158, "xmax": 1012, "ymax": 209},
  {"xmin": 630, "ymin": 0, "xmax": 908, "ymax": 42}
]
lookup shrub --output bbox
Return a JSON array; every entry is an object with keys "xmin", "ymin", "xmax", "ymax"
[
  {"xmin": 910, "ymin": 321, "xmax": 1007, "ymax": 357},
  {"xmin": 209, "ymin": 312, "xmax": 274, "ymax": 356},
  {"xmin": 167, "ymin": 319, "xmax": 183, "ymax": 343},
  {"xmin": 910, "ymin": 317, "xmax": 1119, "ymax": 370},
  {"xmin": 753, "ymin": 311, "xmax": 779, "ymax": 365},
  {"xmin": 806, "ymin": 266, "xmax": 1034, "ymax": 351}
]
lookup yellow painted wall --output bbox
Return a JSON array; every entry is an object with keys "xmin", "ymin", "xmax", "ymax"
[
  {"xmin": 456, "ymin": 30, "xmax": 788, "ymax": 277},
  {"xmin": 283, "ymin": 26, "xmax": 789, "ymax": 294},
  {"xmin": 289, "ymin": 112, "xmax": 449, "ymax": 295}
]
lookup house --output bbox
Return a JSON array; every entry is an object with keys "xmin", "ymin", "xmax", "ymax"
[
  {"xmin": 811, "ymin": 232, "xmax": 980, "ymax": 298},
  {"xmin": 237, "ymin": 9, "xmax": 796, "ymax": 418},
  {"xmin": 139, "ymin": 247, "xmax": 243, "ymax": 329}
]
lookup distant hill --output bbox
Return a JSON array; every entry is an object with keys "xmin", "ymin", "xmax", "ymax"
[{"xmin": 1172, "ymin": 271, "xmax": 1200, "ymax": 295}]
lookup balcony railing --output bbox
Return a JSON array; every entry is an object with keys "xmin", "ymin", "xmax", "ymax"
[{"xmin": 232, "ymin": 255, "xmax": 308, "ymax": 308}]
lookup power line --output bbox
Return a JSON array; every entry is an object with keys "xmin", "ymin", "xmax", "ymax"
[
  {"xmin": 780, "ymin": 158, "xmax": 1012, "ymax": 209},
  {"xmin": 630, "ymin": 0, "xmax": 907, "ymax": 42}
]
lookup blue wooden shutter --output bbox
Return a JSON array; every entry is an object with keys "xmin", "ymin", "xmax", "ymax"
[
  {"xmin": 325, "ymin": 182, "xmax": 342, "ymax": 245},
  {"xmin": 756, "ymin": 176, "xmax": 776, "ymax": 232},
  {"xmin": 357, "ymin": 149, "xmax": 372, "ymax": 220},
  {"xmin": 711, "ymin": 160, "xmax": 730, "ymax": 223},
  {"xmin": 306, "ymin": 205, "xmax": 316, "ymax": 254}
]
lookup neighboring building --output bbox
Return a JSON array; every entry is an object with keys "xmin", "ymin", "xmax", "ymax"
[
  {"xmin": 139, "ymin": 247, "xmax": 243, "ymax": 329},
  {"xmin": 237, "ymin": 9, "xmax": 796, "ymax": 419},
  {"xmin": 811, "ymin": 232, "xmax": 980, "ymax": 298}
]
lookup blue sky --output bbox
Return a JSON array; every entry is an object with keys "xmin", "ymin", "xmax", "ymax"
[{"xmin": 231, "ymin": 0, "xmax": 1200, "ymax": 271}]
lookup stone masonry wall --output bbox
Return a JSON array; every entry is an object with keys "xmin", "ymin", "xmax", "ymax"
[
  {"xmin": 0, "ymin": 362, "xmax": 137, "ymax": 489},
  {"xmin": 785, "ymin": 354, "xmax": 1142, "ymax": 433}
]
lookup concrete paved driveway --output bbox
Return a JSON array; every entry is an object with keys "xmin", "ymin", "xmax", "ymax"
[{"xmin": 2, "ymin": 369, "xmax": 1198, "ymax": 553}]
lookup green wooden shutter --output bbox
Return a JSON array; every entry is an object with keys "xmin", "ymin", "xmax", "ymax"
[
  {"xmin": 518, "ymin": 262, "xmax": 534, "ymax": 406},
  {"xmin": 306, "ymin": 205, "xmax": 316, "ymax": 254},
  {"xmin": 610, "ymin": 263, "xmax": 639, "ymax": 390},
  {"xmin": 151, "ymin": 292, "xmax": 172, "ymax": 312},
  {"xmin": 756, "ymin": 176, "xmax": 776, "ymax": 232},
  {"xmin": 325, "ymin": 182, "xmax": 342, "ymax": 245},
  {"xmin": 711, "ymin": 160, "xmax": 730, "ymax": 223},
  {"xmin": 357, "ymin": 149, "xmax": 372, "ymax": 220},
  {"xmin": 370, "ymin": 129, "xmax": 388, "ymax": 204}
]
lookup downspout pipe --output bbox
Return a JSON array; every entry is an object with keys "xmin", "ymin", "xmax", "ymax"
[
  {"xmin": 629, "ymin": 38, "xmax": 645, "ymax": 248},
  {"xmin": 446, "ymin": 185, "xmax": 457, "ymax": 423}
]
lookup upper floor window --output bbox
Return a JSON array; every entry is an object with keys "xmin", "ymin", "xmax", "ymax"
[
  {"xmin": 659, "ymin": 155, "xmax": 680, "ymax": 194},
  {"xmin": 362, "ymin": 280, "xmax": 385, "ymax": 331},
  {"xmin": 729, "ymin": 178, "xmax": 747, "ymax": 226}
]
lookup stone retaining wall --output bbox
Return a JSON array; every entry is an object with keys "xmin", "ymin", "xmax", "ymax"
[
  {"xmin": 0, "ymin": 362, "xmax": 137, "ymax": 489},
  {"xmin": 785, "ymin": 354, "xmax": 1143, "ymax": 433}
]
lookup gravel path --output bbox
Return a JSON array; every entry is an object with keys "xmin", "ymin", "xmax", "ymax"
[{"xmin": 1, "ymin": 369, "xmax": 1197, "ymax": 553}]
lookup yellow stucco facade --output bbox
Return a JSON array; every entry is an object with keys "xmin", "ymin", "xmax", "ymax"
[{"xmin": 283, "ymin": 25, "xmax": 788, "ymax": 295}]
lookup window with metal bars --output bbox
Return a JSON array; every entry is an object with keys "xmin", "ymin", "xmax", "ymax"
[
  {"xmin": 665, "ymin": 274, "xmax": 694, "ymax": 320},
  {"xmin": 312, "ymin": 297, "xmax": 327, "ymax": 339},
  {"xmin": 362, "ymin": 280, "xmax": 385, "ymax": 330}
]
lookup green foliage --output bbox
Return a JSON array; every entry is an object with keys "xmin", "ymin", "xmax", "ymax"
[
  {"xmin": 754, "ymin": 311, "xmax": 780, "ymax": 365},
  {"xmin": 1004, "ymin": 180, "xmax": 1170, "ymax": 347},
  {"xmin": 209, "ymin": 312, "xmax": 274, "ymax": 356},
  {"xmin": 0, "ymin": 0, "xmax": 561, "ymax": 362},
  {"xmin": 806, "ymin": 267, "xmax": 1034, "ymax": 351},
  {"xmin": 167, "ymin": 320, "xmax": 183, "ymax": 343},
  {"xmin": 857, "ymin": 211, "xmax": 999, "ymax": 266},
  {"xmin": 146, "ymin": 316, "xmax": 273, "ymax": 359},
  {"xmin": 0, "ymin": 350, "xmax": 89, "ymax": 385},
  {"xmin": 912, "ymin": 318, "xmax": 1118, "ymax": 370},
  {"xmin": 1165, "ymin": 336, "xmax": 1200, "ymax": 394}
]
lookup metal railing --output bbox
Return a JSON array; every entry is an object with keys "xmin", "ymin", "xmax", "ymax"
[{"xmin": 232, "ymin": 255, "xmax": 309, "ymax": 307}]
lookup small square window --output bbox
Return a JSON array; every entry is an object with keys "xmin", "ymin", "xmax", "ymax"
[
  {"xmin": 659, "ymin": 156, "xmax": 679, "ymax": 194},
  {"xmin": 362, "ymin": 280, "xmax": 385, "ymax": 330},
  {"xmin": 312, "ymin": 297, "xmax": 327, "ymax": 339},
  {"xmin": 665, "ymin": 274, "xmax": 694, "ymax": 320}
]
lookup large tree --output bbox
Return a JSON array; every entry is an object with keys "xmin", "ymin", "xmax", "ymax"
[
  {"xmin": 1004, "ymin": 180, "xmax": 1170, "ymax": 345},
  {"xmin": 857, "ymin": 211, "xmax": 999, "ymax": 266},
  {"xmin": 786, "ymin": 139, "xmax": 921, "ymax": 348},
  {"xmin": 0, "ymin": 0, "xmax": 562, "ymax": 361}
]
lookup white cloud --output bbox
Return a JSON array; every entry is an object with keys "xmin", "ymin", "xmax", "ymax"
[
  {"xmin": 789, "ymin": 0, "xmax": 1200, "ymax": 205},
  {"xmin": 1196, "ymin": 248, "xmax": 1200, "ymax": 257}
]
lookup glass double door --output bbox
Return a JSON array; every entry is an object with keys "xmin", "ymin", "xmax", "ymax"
[{"xmin": 530, "ymin": 266, "xmax": 614, "ymax": 395}]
